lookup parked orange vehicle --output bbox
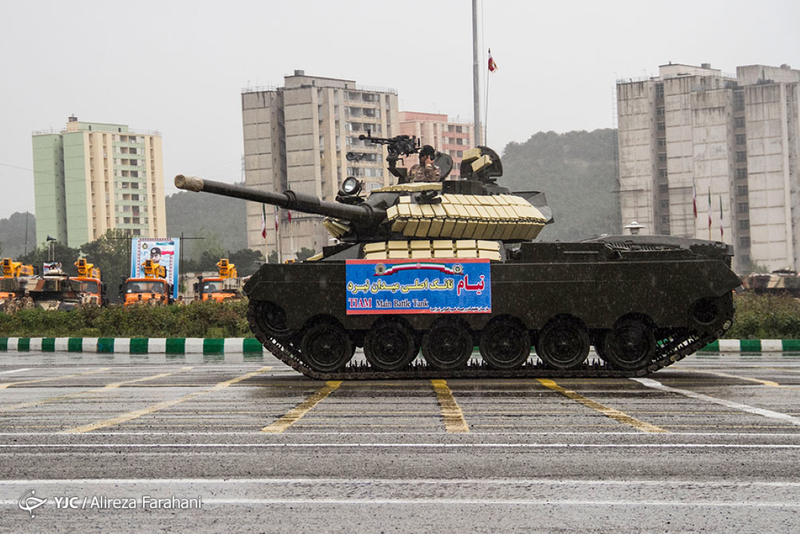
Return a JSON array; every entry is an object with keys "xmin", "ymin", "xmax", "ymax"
[
  {"xmin": 195, "ymin": 259, "xmax": 243, "ymax": 302},
  {"xmin": 122, "ymin": 259, "xmax": 172, "ymax": 306},
  {"xmin": 72, "ymin": 258, "xmax": 105, "ymax": 306}
]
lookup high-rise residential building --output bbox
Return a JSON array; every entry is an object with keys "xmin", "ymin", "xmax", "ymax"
[
  {"xmin": 616, "ymin": 63, "xmax": 800, "ymax": 273},
  {"xmin": 32, "ymin": 116, "xmax": 166, "ymax": 248},
  {"xmin": 398, "ymin": 112, "xmax": 475, "ymax": 179},
  {"xmin": 241, "ymin": 70, "xmax": 399, "ymax": 258}
]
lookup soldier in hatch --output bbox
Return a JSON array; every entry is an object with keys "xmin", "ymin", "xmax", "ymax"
[{"xmin": 408, "ymin": 145, "xmax": 441, "ymax": 182}]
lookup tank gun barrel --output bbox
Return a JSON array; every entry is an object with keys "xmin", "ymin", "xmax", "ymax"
[{"xmin": 174, "ymin": 175, "xmax": 386, "ymax": 225}]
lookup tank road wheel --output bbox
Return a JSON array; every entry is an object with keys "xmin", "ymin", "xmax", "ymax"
[
  {"xmin": 479, "ymin": 317, "xmax": 531, "ymax": 370},
  {"xmin": 249, "ymin": 301, "xmax": 293, "ymax": 340},
  {"xmin": 300, "ymin": 322, "xmax": 353, "ymax": 373},
  {"xmin": 364, "ymin": 320, "xmax": 418, "ymax": 372},
  {"xmin": 536, "ymin": 318, "xmax": 590, "ymax": 370},
  {"xmin": 422, "ymin": 319, "xmax": 473, "ymax": 371},
  {"xmin": 602, "ymin": 319, "xmax": 656, "ymax": 371}
]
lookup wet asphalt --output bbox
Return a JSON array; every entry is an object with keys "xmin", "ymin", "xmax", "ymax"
[{"xmin": 0, "ymin": 349, "xmax": 799, "ymax": 532}]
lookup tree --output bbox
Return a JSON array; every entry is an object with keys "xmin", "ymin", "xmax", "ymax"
[
  {"xmin": 228, "ymin": 248, "xmax": 264, "ymax": 277},
  {"xmin": 296, "ymin": 247, "xmax": 317, "ymax": 261}
]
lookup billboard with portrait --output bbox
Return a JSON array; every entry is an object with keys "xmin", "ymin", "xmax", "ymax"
[{"xmin": 130, "ymin": 238, "xmax": 180, "ymax": 299}]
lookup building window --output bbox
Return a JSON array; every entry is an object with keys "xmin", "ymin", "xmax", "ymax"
[
  {"xmin": 661, "ymin": 215, "xmax": 670, "ymax": 224},
  {"xmin": 657, "ymin": 122, "xmax": 666, "ymax": 131},
  {"xmin": 656, "ymin": 107, "xmax": 665, "ymax": 116},
  {"xmin": 658, "ymin": 154, "xmax": 667, "ymax": 163},
  {"xmin": 736, "ymin": 151, "xmax": 747, "ymax": 162},
  {"xmin": 734, "ymin": 117, "xmax": 745, "ymax": 128},
  {"xmin": 736, "ymin": 134, "xmax": 746, "ymax": 145},
  {"xmin": 659, "ymin": 183, "xmax": 668, "ymax": 193},
  {"xmin": 738, "ymin": 236, "xmax": 750, "ymax": 248},
  {"xmin": 659, "ymin": 169, "xmax": 668, "ymax": 178},
  {"xmin": 735, "ymin": 168, "xmax": 748, "ymax": 179},
  {"xmin": 738, "ymin": 202, "xmax": 749, "ymax": 213},
  {"xmin": 733, "ymin": 91, "xmax": 745, "ymax": 111},
  {"xmin": 657, "ymin": 138, "xmax": 666, "ymax": 147},
  {"xmin": 738, "ymin": 219, "xmax": 750, "ymax": 230},
  {"xmin": 660, "ymin": 200, "xmax": 670, "ymax": 209},
  {"xmin": 655, "ymin": 84, "xmax": 664, "ymax": 98},
  {"xmin": 737, "ymin": 185, "xmax": 748, "ymax": 196}
]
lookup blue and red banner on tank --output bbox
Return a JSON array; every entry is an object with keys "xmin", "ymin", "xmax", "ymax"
[{"xmin": 345, "ymin": 259, "xmax": 491, "ymax": 315}]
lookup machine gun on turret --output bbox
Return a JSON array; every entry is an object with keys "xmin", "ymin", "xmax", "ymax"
[{"xmin": 345, "ymin": 132, "xmax": 420, "ymax": 181}]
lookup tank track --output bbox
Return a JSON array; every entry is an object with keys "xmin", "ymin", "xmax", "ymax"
[{"xmin": 248, "ymin": 310, "xmax": 729, "ymax": 380}]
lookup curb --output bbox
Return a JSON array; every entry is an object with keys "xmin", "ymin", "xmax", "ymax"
[
  {"xmin": 1, "ymin": 337, "xmax": 799, "ymax": 354},
  {"xmin": 0, "ymin": 337, "xmax": 263, "ymax": 354},
  {"xmin": 698, "ymin": 339, "xmax": 800, "ymax": 352}
]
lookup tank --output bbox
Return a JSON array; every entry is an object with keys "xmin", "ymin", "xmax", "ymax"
[
  {"xmin": 175, "ymin": 135, "xmax": 741, "ymax": 379},
  {"xmin": 741, "ymin": 269, "xmax": 800, "ymax": 297}
]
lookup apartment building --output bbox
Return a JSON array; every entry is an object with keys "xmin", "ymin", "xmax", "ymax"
[
  {"xmin": 617, "ymin": 63, "xmax": 800, "ymax": 273},
  {"xmin": 241, "ymin": 71, "xmax": 399, "ymax": 258},
  {"xmin": 32, "ymin": 116, "xmax": 166, "ymax": 248},
  {"xmin": 398, "ymin": 112, "xmax": 475, "ymax": 179}
]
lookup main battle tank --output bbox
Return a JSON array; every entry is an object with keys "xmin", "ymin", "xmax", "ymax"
[{"xmin": 175, "ymin": 134, "xmax": 741, "ymax": 379}]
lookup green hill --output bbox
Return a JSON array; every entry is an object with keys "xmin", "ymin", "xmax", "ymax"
[
  {"xmin": 499, "ymin": 129, "xmax": 621, "ymax": 242},
  {"xmin": 0, "ymin": 212, "xmax": 36, "ymax": 259}
]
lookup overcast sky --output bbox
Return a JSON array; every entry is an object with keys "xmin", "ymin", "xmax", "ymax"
[{"xmin": 1, "ymin": 0, "xmax": 798, "ymax": 221}]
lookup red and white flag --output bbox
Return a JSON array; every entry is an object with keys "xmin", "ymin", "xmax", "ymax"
[
  {"xmin": 692, "ymin": 181, "xmax": 697, "ymax": 218},
  {"xmin": 719, "ymin": 195, "xmax": 724, "ymax": 240},
  {"xmin": 488, "ymin": 49, "xmax": 498, "ymax": 72},
  {"xmin": 707, "ymin": 187, "xmax": 712, "ymax": 230},
  {"xmin": 275, "ymin": 208, "xmax": 279, "ymax": 231},
  {"xmin": 287, "ymin": 210, "xmax": 293, "ymax": 223},
  {"xmin": 261, "ymin": 204, "xmax": 267, "ymax": 239}
]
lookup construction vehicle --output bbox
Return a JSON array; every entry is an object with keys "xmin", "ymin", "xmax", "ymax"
[
  {"xmin": 2, "ymin": 258, "xmax": 36, "ymax": 278},
  {"xmin": 73, "ymin": 258, "xmax": 105, "ymax": 306},
  {"xmin": 175, "ymin": 136, "xmax": 741, "ymax": 379},
  {"xmin": 1, "ymin": 258, "xmax": 37, "ymax": 306},
  {"xmin": 195, "ymin": 258, "xmax": 244, "ymax": 302},
  {"xmin": 121, "ymin": 259, "xmax": 172, "ymax": 306}
]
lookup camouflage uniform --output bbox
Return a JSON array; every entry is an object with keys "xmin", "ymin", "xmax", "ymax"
[
  {"xmin": 21, "ymin": 296, "xmax": 35, "ymax": 310},
  {"xmin": 5, "ymin": 299, "xmax": 18, "ymax": 315},
  {"xmin": 408, "ymin": 163, "xmax": 441, "ymax": 183}
]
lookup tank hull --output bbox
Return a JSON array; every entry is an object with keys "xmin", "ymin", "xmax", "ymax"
[{"xmin": 244, "ymin": 237, "xmax": 740, "ymax": 379}]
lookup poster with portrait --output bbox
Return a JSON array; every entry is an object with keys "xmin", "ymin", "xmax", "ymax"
[{"xmin": 130, "ymin": 238, "xmax": 180, "ymax": 299}]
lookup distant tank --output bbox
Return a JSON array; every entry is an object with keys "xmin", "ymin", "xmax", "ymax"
[
  {"xmin": 175, "ymin": 134, "xmax": 741, "ymax": 379},
  {"xmin": 741, "ymin": 269, "xmax": 800, "ymax": 297}
]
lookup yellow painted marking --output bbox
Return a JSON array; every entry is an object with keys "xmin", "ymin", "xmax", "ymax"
[
  {"xmin": 681, "ymin": 368, "xmax": 784, "ymax": 388},
  {"xmin": 0, "ymin": 368, "xmax": 111, "ymax": 389},
  {"xmin": 61, "ymin": 366, "xmax": 271, "ymax": 434},
  {"xmin": 431, "ymin": 380, "xmax": 469, "ymax": 433},
  {"xmin": 0, "ymin": 368, "xmax": 192, "ymax": 413},
  {"xmin": 536, "ymin": 379, "xmax": 667, "ymax": 434},
  {"xmin": 261, "ymin": 381, "xmax": 342, "ymax": 433}
]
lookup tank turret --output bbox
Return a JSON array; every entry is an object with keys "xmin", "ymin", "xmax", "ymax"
[{"xmin": 176, "ymin": 141, "xmax": 552, "ymax": 259}]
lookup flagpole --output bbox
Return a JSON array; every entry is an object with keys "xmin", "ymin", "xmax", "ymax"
[
  {"xmin": 707, "ymin": 186, "xmax": 712, "ymax": 241},
  {"xmin": 484, "ymin": 53, "xmax": 490, "ymax": 146},
  {"xmin": 472, "ymin": 0, "xmax": 482, "ymax": 145}
]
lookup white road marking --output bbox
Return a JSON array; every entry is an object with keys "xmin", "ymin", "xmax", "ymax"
[
  {"xmin": 0, "ymin": 498, "xmax": 797, "ymax": 507},
  {"xmin": 0, "ymin": 443, "xmax": 799, "ymax": 449},
  {"xmin": 633, "ymin": 377, "xmax": 800, "ymax": 426},
  {"xmin": 0, "ymin": 478, "xmax": 799, "ymax": 487},
  {"xmin": 0, "ymin": 431, "xmax": 799, "ymax": 437},
  {"xmin": 0, "ymin": 369, "xmax": 30, "ymax": 375}
]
